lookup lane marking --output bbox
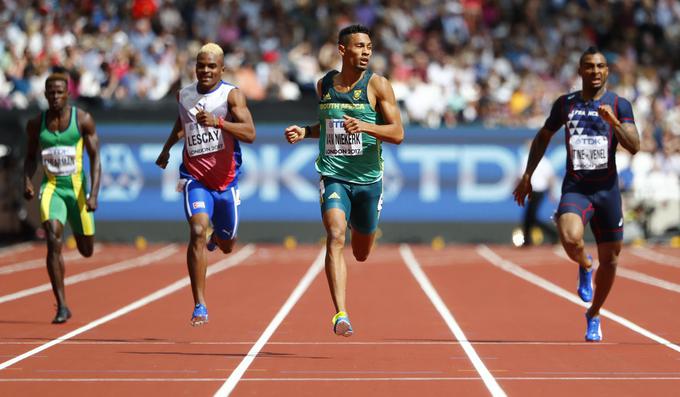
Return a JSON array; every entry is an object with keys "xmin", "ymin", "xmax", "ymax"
[
  {"xmin": 0, "ymin": 341, "xmax": 617, "ymax": 346},
  {"xmin": 213, "ymin": 248, "xmax": 325, "ymax": 397},
  {"xmin": 0, "ymin": 244, "xmax": 102, "ymax": 275},
  {"xmin": 399, "ymin": 244, "xmax": 507, "ymax": 397},
  {"xmin": 0, "ymin": 244, "xmax": 176, "ymax": 304},
  {"xmin": 0, "ymin": 242, "xmax": 34, "ymax": 258},
  {"xmin": 0, "ymin": 244, "xmax": 256, "ymax": 371},
  {"xmin": 553, "ymin": 249, "xmax": 680, "ymax": 294},
  {"xmin": 631, "ymin": 247, "xmax": 680, "ymax": 268},
  {"xmin": 478, "ymin": 245, "xmax": 680, "ymax": 354},
  {"xmin": 3, "ymin": 376, "xmax": 680, "ymax": 382}
]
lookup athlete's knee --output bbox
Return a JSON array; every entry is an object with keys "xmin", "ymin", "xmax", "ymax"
[
  {"xmin": 353, "ymin": 248, "xmax": 369, "ymax": 262},
  {"xmin": 597, "ymin": 244, "xmax": 621, "ymax": 269},
  {"xmin": 218, "ymin": 241, "xmax": 234, "ymax": 254},
  {"xmin": 78, "ymin": 243, "xmax": 94, "ymax": 258},
  {"xmin": 326, "ymin": 227, "xmax": 346, "ymax": 248},
  {"xmin": 189, "ymin": 223, "xmax": 209, "ymax": 240},
  {"xmin": 45, "ymin": 232, "xmax": 62, "ymax": 251},
  {"xmin": 599, "ymin": 258, "xmax": 618, "ymax": 270},
  {"xmin": 560, "ymin": 232, "xmax": 583, "ymax": 253}
]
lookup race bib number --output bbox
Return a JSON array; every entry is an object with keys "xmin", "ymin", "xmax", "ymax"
[
  {"xmin": 41, "ymin": 146, "xmax": 77, "ymax": 176},
  {"xmin": 570, "ymin": 135, "xmax": 608, "ymax": 170},
  {"xmin": 185, "ymin": 122, "xmax": 224, "ymax": 157},
  {"xmin": 324, "ymin": 118, "xmax": 363, "ymax": 156}
]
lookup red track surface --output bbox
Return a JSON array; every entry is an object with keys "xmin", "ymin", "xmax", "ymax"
[{"xmin": 1, "ymin": 242, "xmax": 679, "ymax": 396}]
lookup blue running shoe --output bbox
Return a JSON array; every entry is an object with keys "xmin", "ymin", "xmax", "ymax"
[
  {"xmin": 206, "ymin": 233, "xmax": 217, "ymax": 252},
  {"xmin": 578, "ymin": 255, "xmax": 594, "ymax": 302},
  {"xmin": 191, "ymin": 303, "xmax": 208, "ymax": 326},
  {"xmin": 585, "ymin": 313, "xmax": 602, "ymax": 342},
  {"xmin": 332, "ymin": 311, "xmax": 353, "ymax": 337}
]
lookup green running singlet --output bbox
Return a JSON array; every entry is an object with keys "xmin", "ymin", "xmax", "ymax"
[
  {"xmin": 38, "ymin": 107, "xmax": 95, "ymax": 235},
  {"xmin": 315, "ymin": 70, "xmax": 383, "ymax": 184}
]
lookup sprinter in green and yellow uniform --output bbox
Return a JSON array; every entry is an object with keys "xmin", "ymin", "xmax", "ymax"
[
  {"xmin": 285, "ymin": 24, "xmax": 404, "ymax": 337},
  {"xmin": 23, "ymin": 73, "xmax": 101, "ymax": 324}
]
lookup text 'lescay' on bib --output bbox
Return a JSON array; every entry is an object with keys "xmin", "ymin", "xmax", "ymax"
[
  {"xmin": 41, "ymin": 146, "xmax": 77, "ymax": 176},
  {"xmin": 324, "ymin": 118, "xmax": 363, "ymax": 156},
  {"xmin": 570, "ymin": 134, "xmax": 608, "ymax": 170},
  {"xmin": 185, "ymin": 122, "xmax": 224, "ymax": 157}
]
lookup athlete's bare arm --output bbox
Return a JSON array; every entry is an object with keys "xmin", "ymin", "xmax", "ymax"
[
  {"xmin": 156, "ymin": 117, "xmax": 184, "ymax": 169},
  {"xmin": 598, "ymin": 104, "xmax": 640, "ymax": 155},
  {"xmin": 513, "ymin": 126, "xmax": 557, "ymax": 206},
  {"xmin": 23, "ymin": 116, "xmax": 41, "ymax": 201},
  {"xmin": 78, "ymin": 109, "xmax": 101, "ymax": 211},
  {"xmin": 342, "ymin": 74, "xmax": 404, "ymax": 144},
  {"xmin": 196, "ymin": 88, "xmax": 256, "ymax": 144}
]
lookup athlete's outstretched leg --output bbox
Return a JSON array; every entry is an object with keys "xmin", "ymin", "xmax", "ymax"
[
  {"xmin": 187, "ymin": 213, "xmax": 210, "ymax": 308},
  {"xmin": 557, "ymin": 213, "xmax": 592, "ymax": 269},
  {"xmin": 323, "ymin": 208, "xmax": 348, "ymax": 313},
  {"xmin": 44, "ymin": 220, "xmax": 71, "ymax": 323}
]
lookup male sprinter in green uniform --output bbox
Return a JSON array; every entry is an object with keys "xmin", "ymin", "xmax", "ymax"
[
  {"xmin": 24, "ymin": 73, "xmax": 101, "ymax": 324},
  {"xmin": 285, "ymin": 24, "xmax": 404, "ymax": 336}
]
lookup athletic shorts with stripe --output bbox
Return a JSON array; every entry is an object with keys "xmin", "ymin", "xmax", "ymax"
[
  {"xmin": 182, "ymin": 175, "xmax": 240, "ymax": 241},
  {"xmin": 320, "ymin": 176, "xmax": 383, "ymax": 234},
  {"xmin": 556, "ymin": 180, "xmax": 623, "ymax": 244},
  {"xmin": 39, "ymin": 176, "xmax": 95, "ymax": 236}
]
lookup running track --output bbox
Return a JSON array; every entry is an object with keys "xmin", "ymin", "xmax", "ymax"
[{"xmin": 1, "ymin": 242, "xmax": 679, "ymax": 396}]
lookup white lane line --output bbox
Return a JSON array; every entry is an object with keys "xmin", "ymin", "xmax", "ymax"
[
  {"xmin": 0, "ymin": 244, "xmax": 176, "ymax": 304},
  {"xmin": 4, "ymin": 376, "xmax": 680, "ymax": 382},
  {"xmin": 0, "ymin": 242, "xmax": 34, "ymax": 257},
  {"xmin": 399, "ymin": 244, "xmax": 507, "ymax": 397},
  {"xmin": 213, "ymin": 247, "xmax": 325, "ymax": 397},
  {"xmin": 0, "ymin": 244, "xmax": 256, "ymax": 371},
  {"xmin": 553, "ymin": 249, "xmax": 680, "ymax": 294},
  {"xmin": 0, "ymin": 244, "xmax": 103, "ymax": 275},
  {"xmin": 478, "ymin": 245, "xmax": 680, "ymax": 354},
  {"xmin": 0, "ymin": 341, "xmax": 617, "ymax": 346},
  {"xmin": 632, "ymin": 247, "xmax": 680, "ymax": 268}
]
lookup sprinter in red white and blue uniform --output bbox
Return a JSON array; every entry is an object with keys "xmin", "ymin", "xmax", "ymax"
[
  {"xmin": 156, "ymin": 43, "xmax": 256, "ymax": 326},
  {"xmin": 514, "ymin": 47, "xmax": 640, "ymax": 342}
]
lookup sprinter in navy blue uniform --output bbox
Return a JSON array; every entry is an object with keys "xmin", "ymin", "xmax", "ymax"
[{"xmin": 513, "ymin": 47, "xmax": 640, "ymax": 342}]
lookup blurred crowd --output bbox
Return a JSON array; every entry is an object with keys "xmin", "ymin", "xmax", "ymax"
[{"xmin": 1, "ymin": 0, "xmax": 678, "ymax": 238}]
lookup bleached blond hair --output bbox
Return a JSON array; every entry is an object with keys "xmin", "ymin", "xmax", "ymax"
[{"xmin": 198, "ymin": 43, "xmax": 224, "ymax": 57}]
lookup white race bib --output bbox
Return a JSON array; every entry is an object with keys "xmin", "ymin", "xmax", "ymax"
[
  {"xmin": 185, "ymin": 123, "xmax": 224, "ymax": 157},
  {"xmin": 570, "ymin": 135, "xmax": 608, "ymax": 170},
  {"xmin": 324, "ymin": 118, "xmax": 363, "ymax": 156},
  {"xmin": 41, "ymin": 146, "xmax": 77, "ymax": 176}
]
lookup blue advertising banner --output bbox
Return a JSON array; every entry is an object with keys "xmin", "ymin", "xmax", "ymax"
[{"xmin": 95, "ymin": 124, "xmax": 567, "ymax": 222}]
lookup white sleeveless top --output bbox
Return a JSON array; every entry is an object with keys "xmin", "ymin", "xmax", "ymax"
[{"xmin": 178, "ymin": 81, "xmax": 241, "ymax": 190}]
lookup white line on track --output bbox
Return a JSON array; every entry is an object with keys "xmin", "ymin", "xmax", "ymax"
[
  {"xmin": 213, "ymin": 247, "xmax": 325, "ymax": 397},
  {"xmin": 0, "ymin": 244, "xmax": 102, "ymax": 275},
  {"xmin": 553, "ymin": 248, "xmax": 680, "ymax": 294},
  {"xmin": 0, "ymin": 341, "xmax": 617, "ymax": 346},
  {"xmin": 0, "ymin": 242, "xmax": 34, "ymax": 257},
  {"xmin": 0, "ymin": 244, "xmax": 256, "ymax": 371},
  {"xmin": 631, "ymin": 247, "xmax": 680, "ymax": 268},
  {"xmin": 3, "ymin": 376, "xmax": 680, "ymax": 382},
  {"xmin": 0, "ymin": 244, "xmax": 176, "ymax": 304},
  {"xmin": 399, "ymin": 244, "xmax": 507, "ymax": 397},
  {"xmin": 478, "ymin": 245, "xmax": 680, "ymax": 354}
]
